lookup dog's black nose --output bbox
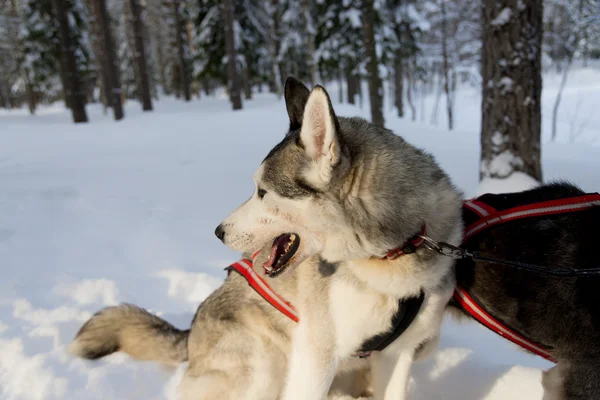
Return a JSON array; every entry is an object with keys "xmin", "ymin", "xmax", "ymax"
[{"xmin": 215, "ymin": 224, "xmax": 226, "ymax": 242}]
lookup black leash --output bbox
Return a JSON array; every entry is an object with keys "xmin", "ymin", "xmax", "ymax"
[{"xmin": 420, "ymin": 236, "xmax": 600, "ymax": 277}]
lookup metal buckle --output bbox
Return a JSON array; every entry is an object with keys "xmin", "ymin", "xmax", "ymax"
[{"xmin": 419, "ymin": 236, "xmax": 468, "ymax": 260}]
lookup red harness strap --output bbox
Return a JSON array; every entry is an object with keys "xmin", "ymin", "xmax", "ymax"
[
  {"xmin": 227, "ymin": 251, "xmax": 299, "ymax": 322},
  {"xmin": 457, "ymin": 193, "xmax": 600, "ymax": 363},
  {"xmin": 464, "ymin": 194, "xmax": 600, "ymax": 241},
  {"xmin": 454, "ymin": 287, "xmax": 556, "ymax": 362}
]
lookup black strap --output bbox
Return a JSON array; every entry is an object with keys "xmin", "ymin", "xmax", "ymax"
[
  {"xmin": 423, "ymin": 240, "xmax": 600, "ymax": 277},
  {"xmin": 357, "ymin": 292, "xmax": 425, "ymax": 356},
  {"xmin": 470, "ymin": 251, "xmax": 600, "ymax": 277}
]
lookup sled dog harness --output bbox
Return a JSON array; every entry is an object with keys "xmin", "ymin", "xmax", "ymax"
[
  {"xmin": 426, "ymin": 192, "xmax": 600, "ymax": 363},
  {"xmin": 226, "ymin": 252, "xmax": 299, "ymax": 322},
  {"xmin": 225, "ymin": 231, "xmax": 428, "ymax": 357}
]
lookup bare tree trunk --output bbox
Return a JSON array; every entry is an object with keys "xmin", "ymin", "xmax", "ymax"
[
  {"xmin": 53, "ymin": 0, "xmax": 88, "ymax": 123},
  {"xmin": 300, "ymin": 0, "xmax": 317, "ymax": 85},
  {"xmin": 481, "ymin": 0, "xmax": 543, "ymax": 182},
  {"xmin": 142, "ymin": 17, "xmax": 159, "ymax": 101},
  {"xmin": 155, "ymin": 36, "xmax": 169, "ymax": 95},
  {"xmin": 26, "ymin": 78, "xmax": 36, "ymax": 115},
  {"xmin": 406, "ymin": 58, "xmax": 416, "ymax": 121},
  {"xmin": 431, "ymin": 67, "xmax": 443, "ymax": 125},
  {"xmin": 269, "ymin": 0, "xmax": 282, "ymax": 97},
  {"xmin": 388, "ymin": 67, "xmax": 394, "ymax": 111},
  {"xmin": 346, "ymin": 69, "xmax": 356, "ymax": 105},
  {"xmin": 338, "ymin": 71, "xmax": 344, "ymax": 103},
  {"xmin": 146, "ymin": 0, "xmax": 169, "ymax": 95},
  {"xmin": 0, "ymin": 80, "xmax": 9, "ymax": 109},
  {"xmin": 358, "ymin": 75, "xmax": 363, "ymax": 108},
  {"xmin": 173, "ymin": 2, "xmax": 191, "ymax": 101},
  {"xmin": 86, "ymin": 0, "xmax": 110, "ymax": 109},
  {"xmin": 441, "ymin": 0, "xmax": 453, "ymax": 131},
  {"xmin": 419, "ymin": 81, "xmax": 426, "ymax": 122},
  {"xmin": 243, "ymin": 59, "xmax": 252, "ymax": 100},
  {"xmin": 551, "ymin": 55, "xmax": 573, "ymax": 141},
  {"xmin": 224, "ymin": 0, "xmax": 242, "ymax": 110},
  {"xmin": 129, "ymin": 0, "xmax": 153, "ymax": 111},
  {"xmin": 90, "ymin": 0, "xmax": 123, "ymax": 120},
  {"xmin": 185, "ymin": 18, "xmax": 201, "ymax": 98},
  {"xmin": 361, "ymin": 0, "xmax": 384, "ymax": 127},
  {"xmin": 394, "ymin": 53, "xmax": 404, "ymax": 117}
]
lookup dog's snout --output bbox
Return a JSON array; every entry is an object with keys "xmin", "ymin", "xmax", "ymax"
[{"xmin": 215, "ymin": 224, "xmax": 226, "ymax": 242}]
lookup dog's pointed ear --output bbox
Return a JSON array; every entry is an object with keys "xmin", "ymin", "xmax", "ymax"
[
  {"xmin": 299, "ymin": 85, "xmax": 342, "ymax": 182},
  {"xmin": 284, "ymin": 77, "xmax": 310, "ymax": 131}
]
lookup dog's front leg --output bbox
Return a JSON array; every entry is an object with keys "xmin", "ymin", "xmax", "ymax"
[
  {"xmin": 370, "ymin": 349, "xmax": 414, "ymax": 400},
  {"xmin": 281, "ymin": 321, "xmax": 338, "ymax": 400}
]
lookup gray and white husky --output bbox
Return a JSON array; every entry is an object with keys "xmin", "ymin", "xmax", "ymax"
[
  {"xmin": 70, "ymin": 77, "xmax": 463, "ymax": 400},
  {"xmin": 215, "ymin": 77, "xmax": 464, "ymax": 400}
]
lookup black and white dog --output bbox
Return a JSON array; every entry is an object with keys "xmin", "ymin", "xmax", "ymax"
[{"xmin": 453, "ymin": 182, "xmax": 600, "ymax": 400}]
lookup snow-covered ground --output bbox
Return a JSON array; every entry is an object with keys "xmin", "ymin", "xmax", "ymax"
[{"xmin": 1, "ymin": 68, "xmax": 599, "ymax": 400}]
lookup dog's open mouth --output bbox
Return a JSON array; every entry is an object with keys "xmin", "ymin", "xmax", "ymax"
[{"xmin": 263, "ymin": 233, "xmax": 300, "ymax": 277}]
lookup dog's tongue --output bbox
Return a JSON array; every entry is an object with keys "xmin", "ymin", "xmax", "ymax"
[{"xmin": 263, "ymin": 235, "xmax": 289, "ymax": 270}]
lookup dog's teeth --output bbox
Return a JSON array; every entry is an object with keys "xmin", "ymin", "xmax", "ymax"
[
  {"xmin": 290, "ymin": 234, "xmax": 296, "ymax": 241},
  {"xmin": 265, "ymin": 265, "xmax": 273, "ymax": 271}
]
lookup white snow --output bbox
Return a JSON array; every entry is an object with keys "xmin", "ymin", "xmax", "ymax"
[
  {"xmin": 498, "ymin": 76, "xmax": 514, "ymax": 92},
  {"xmin": 343, "ymin": 9, "xmax": 362, "ymax": 29},
  {"xmin": 490, "ymin": 8, "xmax": 513, "ymax": 27},
  {"xmin": 1, "ymin": 68, "xmax": 600, "ymax": 400},
  {"xmin": 482, "ymin": 150, "xmax": 525, "ymax": 179},
  {"xmin": 479, "ymin": 172, "xmax": 539, "ymax": 196}
]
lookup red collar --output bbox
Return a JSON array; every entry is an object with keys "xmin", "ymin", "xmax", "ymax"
[{"xmin": 380, "ymin": 224, "xmax": 427, "ymax": 260}]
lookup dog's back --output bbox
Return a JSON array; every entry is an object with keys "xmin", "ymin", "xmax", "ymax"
[{"xmin": 455, "ymin": 182, "xmax": 600, "ymax": 399}]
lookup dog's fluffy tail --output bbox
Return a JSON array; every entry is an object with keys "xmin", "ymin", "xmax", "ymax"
[{"xmin": 69, "ymin": 304, "xmax": 189, "ymax": 366}]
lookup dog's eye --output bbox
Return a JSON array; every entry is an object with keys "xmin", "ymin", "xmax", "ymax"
[{"xmin": 257, "ymin": 188, "xmax": 267, "ymax": 199}]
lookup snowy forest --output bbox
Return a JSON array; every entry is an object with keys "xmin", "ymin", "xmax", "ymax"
[
  {"xmin": 0, "ymin": 0, "xmax": 599, "ymax": 180},
  {"xmin": 2, "ymin": 3, "xmax": 600, "ymax": 399}
]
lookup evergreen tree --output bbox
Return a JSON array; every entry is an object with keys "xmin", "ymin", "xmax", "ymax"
[
  {"xmin": 193, "ymin": 0, "xmax": 226, "ymax": 87},
  {"xmin": 19, "ymin": 0, "xmax": 93, "ymax": 115},
  {"xmin": 237, "ymin": 0, "xmax": 271, "ymax": 98},
  {"xmin": 362, "ymin": 0, "xmax": 384, "ymax": 127},
  {"xmin": 419, "ymin": 0, "xmax": 480, "ymax": 128},
  {"xmin": 193, "ymin": 0, "xmax": 272, "ymax": 96},
  {"xmin": 128, "ymin": 0, "xmax": 153, "ymax": 110},
  {"xmin": 172, "ymin": 0, "xmax": 191, "ymax": 101},
  {"xmin": 380, "ymin": 0, "xmax": 423, "ymax": 118},
  {"xmin": 53, "ymin": 0, "xmax": 89, "ymax": 122},
  {"xmin": 224, "ymin": 0, "xmax": 242, "ymax": 109},
  {"xmin": 145, "ymin": 0, "xmax": 173, "ymax": 95},
  {"xmin": 314, "ymin": 0, "xmax": 364, "ymax": 103},
  {"xmin": 0, "ymin": 0, "xmax": 25, "ymax": 109},
  {"xmin": 91, "ymin": 0, "xmax": 124, "ymax": 120}
]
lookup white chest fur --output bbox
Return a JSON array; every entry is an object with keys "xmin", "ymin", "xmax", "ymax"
[{"xmin": 329, "ymin": 278, "xmax": 399, "ymax": 357}]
